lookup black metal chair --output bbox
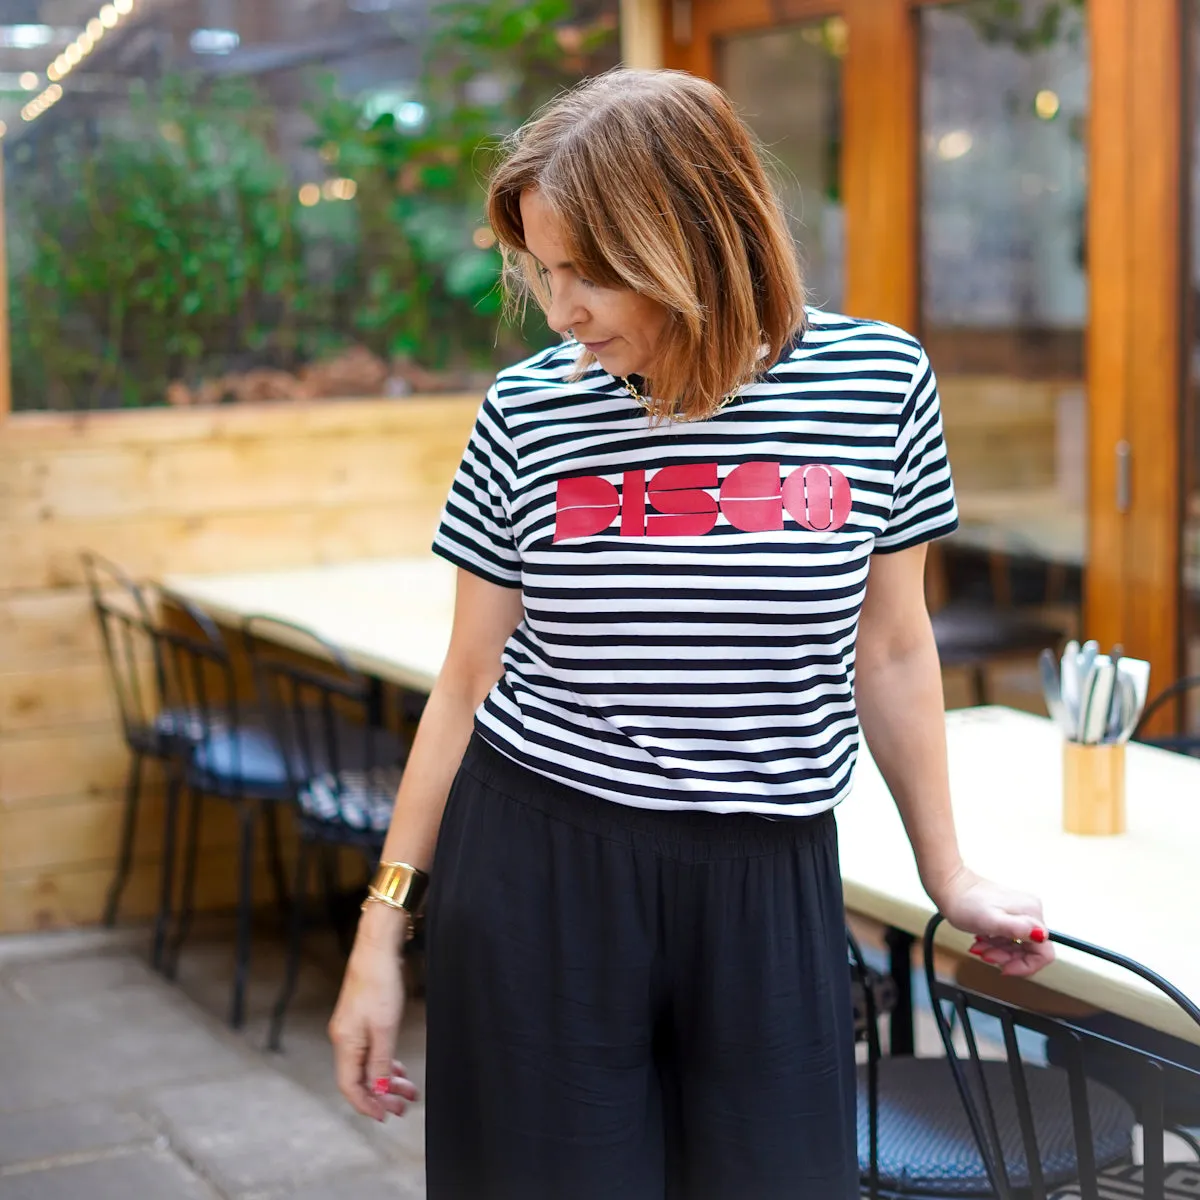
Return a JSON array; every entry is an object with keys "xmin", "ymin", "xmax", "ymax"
[
  {"xmin": 927, "ymin": 543, "xmax": 1070, "ymax": 707},
  {"xmin": 1134, "ymin": 677, "xmax": 1200, "ymax": 757},
  {"xmin": 922, "ymin": 912, "xmax": 1200, "ymax": 1200},
  {"xmin": 849, "ymin": 927, "xmax": 888, "ymax": 1199},
  {"xmin": 84, "ymin": 552, "xmax": 226, "ymax": 966},
  {"xmin": 240, "ymin": 615, "xmax": 409, "ymax": 1051},
  {"xmin": 155, "ymin": 612, "xmax": 293, "ymax": 1029}
]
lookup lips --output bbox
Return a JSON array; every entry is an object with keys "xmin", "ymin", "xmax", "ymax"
[{"xmin": 581, "ymin": 339, "xmax": 614, "ymax": 353}]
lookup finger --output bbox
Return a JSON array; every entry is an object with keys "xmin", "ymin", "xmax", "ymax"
[
  {"xmin": 388, "ymin": 1076, "xmax": 419, "ymax": 1101},
  {"xmin": 365, "ymin": 1025, "xmax": 399, "ymax": 1122},
  {"xmin": 999, "ymin": 944, "xmax": 1056, "ymax": 977},
  {"xmin": 380, "ymin": 1094, "xmax": 412, "ymax": 1117},
  {"xmin": 331, "ymin": 1027, "xmax": 379, "ymax": 1120},
  {"xmin": 977, "ymin": 912, "xmax": 1048, "ymax": 943}
]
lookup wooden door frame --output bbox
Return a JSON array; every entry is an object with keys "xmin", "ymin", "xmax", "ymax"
[{"xmin": 661, "ymin": 0, "xmax": 1187, "ymax": 706}]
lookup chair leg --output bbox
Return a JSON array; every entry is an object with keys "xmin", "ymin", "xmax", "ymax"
[
  {"xmin": 151, "ymin": 769, "xmax": 182, "ymax": 972},
  {"xmin": 263, "ymin": 802, "xmax": 290, "ymax": 921},
  {"xmin": 102, "ymin": 751, "xmax": 145, "ymax": 927},
  {"xmin": 230, "ymin": 805, "xmax": 257, "ymax": 1030},
  {"xmin": 269, "ymin": 838, "xmax": 313, "ymax": 1053},
  {"xmin": 165, "ymin": 785, "xmax": 204, "ymax": 982},
  {"xmin": 969, "ymin": 663, "xmax": 988, "ymax": 707}
]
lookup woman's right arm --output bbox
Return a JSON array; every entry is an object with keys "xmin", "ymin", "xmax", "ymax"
[{"xmin": 329, "ymin": 567, "xmax": 524, "ymax": 1121}]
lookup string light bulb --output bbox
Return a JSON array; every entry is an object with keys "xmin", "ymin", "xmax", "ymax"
[{"xmin": 22, "ymin": 0, "xmax": 139, "ymax": 125}]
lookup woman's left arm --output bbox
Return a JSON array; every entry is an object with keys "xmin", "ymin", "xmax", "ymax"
[{"xmin": 854, "ymin": 542, "xmax": 1055, "ymax": 977}]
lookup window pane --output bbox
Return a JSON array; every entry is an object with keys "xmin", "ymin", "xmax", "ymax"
[
  {"xmin": 920, "ymin": 2, "xmax": 1088, "ymax": 709},
  {"xmin": 719, "ymin": 18, "xmax": 844, "ymax": 312},
  {"xmin": 3, "ymin": 0, "xmax": 618, "ymax": 411}
]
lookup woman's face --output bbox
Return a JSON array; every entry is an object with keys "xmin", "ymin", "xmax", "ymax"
[{"xmin": 520, "ymin": 187, "xmax": 668, "ymax": 381}]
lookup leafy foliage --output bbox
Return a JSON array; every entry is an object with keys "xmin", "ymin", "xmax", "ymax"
[
  {"xmin": 963, "ymin": 0, "xmax": 1085, "ymax": 54},
  {"xmin": 6, "ymin": 0, "xmax": 616, "ymax": 410}
]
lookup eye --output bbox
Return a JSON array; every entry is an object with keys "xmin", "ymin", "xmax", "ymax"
[{"xmin": 579, "ymin": 276, "xmax": 597, "ymax": 289}]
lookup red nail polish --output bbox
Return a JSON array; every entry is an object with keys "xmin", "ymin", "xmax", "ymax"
[
  {"xmin": 968, "ymin": 946, "xmax": 985, "ymax": 956},
  {"xmin": 1030, "ymin": 928, "xmax": 1047, "ymax": 944},
  {"xmin": 372, "ymin": 1077, "xmax": 390, "ymax": 1097}
]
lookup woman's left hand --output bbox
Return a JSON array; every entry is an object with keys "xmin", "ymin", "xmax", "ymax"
[{"xmin": 931, "ymin": 865, "xmax": 1055, "ymax": 978}]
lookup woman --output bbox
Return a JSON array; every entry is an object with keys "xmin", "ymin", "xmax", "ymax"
[{"xmin": 330, "ymin": 67, "xmax": 1053, "ymax": 1199}]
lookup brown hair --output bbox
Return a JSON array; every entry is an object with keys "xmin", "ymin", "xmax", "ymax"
[{"xmin": 487, "ymin": 68, "xmax": 806, "ymax": 422}]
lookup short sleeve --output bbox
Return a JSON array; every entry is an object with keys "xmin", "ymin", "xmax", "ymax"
[
  {"xmin": 432, "ymin": 388, "xmax": 523, "ymax": 587},
  {"xmin": 873, "ymin": 349, "xmax": 959, "ymax": 554}
]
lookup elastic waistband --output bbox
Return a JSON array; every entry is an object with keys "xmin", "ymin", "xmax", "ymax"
[{"xmin": 458, "ymin": 733, "xmax": 836, "ymax": 860}]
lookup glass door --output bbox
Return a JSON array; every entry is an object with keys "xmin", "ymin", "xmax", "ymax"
[
  {"xmin": 664, "ymin": 0, "xmax": 1184, "ymax": 709},
  {"xmin": 718, "ymin": 17, "xmax": 846, "ymax": 313},
  {"xmin": 918, "ymin": 2, "xmax": 1088, "ymax": 709}
]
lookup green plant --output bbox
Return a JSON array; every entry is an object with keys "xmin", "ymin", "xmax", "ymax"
[
  {"xmin": 963, "ymin": 0, "xmax": 1085, "ymax": 53},
  {"xmin": 300, "ymin": 0, "xmax": 617, "ymax": 371},
  {"xmin": 10, "ymin": 75, "xmax": 301, "ymax": 409},
  {"xmin": 6, "ymin": 0, "xmax": 617, "ymax": 410}
]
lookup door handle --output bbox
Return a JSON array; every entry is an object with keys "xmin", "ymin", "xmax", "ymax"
[{"xmin": 1115, "ymin": 439, "xmax": 1132, "ymax": 514}]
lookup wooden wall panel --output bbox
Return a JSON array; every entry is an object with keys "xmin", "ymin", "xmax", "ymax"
[
  {"xmin": 0, "ymin": 661, "xmax": 124, "ymax": 734},
  {"xmin": 0, "ymin": 395, "xmax": 478, "ymax": 932},
  {"xmin": 1, "ymin": 727, "xmax": 132, "ymax": 805},
  {"xmin": 0, "ymin": 590, "xmax": 100, "ymax": 665},
  {"xmin": 1, "ymin": 852, "xmax": 274, "ymax": 935}
]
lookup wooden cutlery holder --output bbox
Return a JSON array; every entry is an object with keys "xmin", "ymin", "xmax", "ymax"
[{"xmin": 1062, "ymin": 741, "xmax": 1126, "ymax": 835}]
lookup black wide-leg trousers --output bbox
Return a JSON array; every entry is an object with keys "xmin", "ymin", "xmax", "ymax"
[{"xmin": 424, "ymin": 733, "xmax": 859, "ymax": 1200}]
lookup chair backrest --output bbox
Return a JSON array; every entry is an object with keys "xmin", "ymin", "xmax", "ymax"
[
  {"xmin": 1135, "ymin": 675, "xmax": 1200, "ymax": 754},
  {"xmin": 81, "ymin": 551, "xmax": 162, "ymax": 740},
  {"xmin": 923, "ymin": 913, "xmax": 1200, "ymax": 1200},
  {"xmin": 154, "ymin": 613, "xmax": 243, "ymax": 770},
  {"xmin": 847, "ymin": 927, "xmax": 884, "ymax": 1199},
  {"xmin": 241, "ymin": 615, "xmax": 385, "ymax": 800}
]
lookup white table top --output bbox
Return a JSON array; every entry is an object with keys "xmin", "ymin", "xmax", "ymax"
[
  {"xmin": 162, "ymin": 558, "xmax": 1199, "ymax": 1043},
  {"xmin": 164, "ymin": 557, "xmax": 457, "ymax": 693},
  {"xmin": 839, "ymin": 706, "xmax": 1200, "ymax": 1045}
]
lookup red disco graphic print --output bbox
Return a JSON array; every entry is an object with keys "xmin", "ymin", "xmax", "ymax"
[{"xmin": 554, "ymin": 461, "xmax": 853, "ymax": 542}]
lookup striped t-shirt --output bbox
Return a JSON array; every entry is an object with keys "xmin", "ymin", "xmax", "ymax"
[{"xmin": 432, "ymin": 309, "xmax": 958, "ymax": 815}]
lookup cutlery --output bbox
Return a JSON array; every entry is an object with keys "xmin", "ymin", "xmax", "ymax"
[
  {"xmin": 1116, "ymin": 657, "xmax": 1151, "ymax": 742},
  {"xmin": 1039, "ymin": 648, "xmax": 1066, "ymax": 729},
  {"xmin": 1060, "ymin": 639, "xmax": 1081, "ymax": 737},
  {"xmin": 1105, "ymin": 645, "xmax": 1124, "ymax": 741},
  {"xmin": 1107, "ymin": 673, "xmax": 1134, "ymax": 743},
  {"xmin": 1080, "ymin": 656, "xmax": 1116, "ymax": 744},
  {"xmin": 1074, "ymin": 641, "xmax": 1101, "ymax": 740}
]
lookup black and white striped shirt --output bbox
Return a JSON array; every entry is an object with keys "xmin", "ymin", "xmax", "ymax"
[{"xmin": 433, "ymin": 309, "xmax": 958, "ymax": 814}]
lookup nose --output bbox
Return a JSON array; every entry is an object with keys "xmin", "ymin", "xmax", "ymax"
[{"xmin": 546, "ymin": 283, "xmax": 586, "ymax": 336}]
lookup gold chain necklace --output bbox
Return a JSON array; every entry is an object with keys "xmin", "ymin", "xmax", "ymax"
[{"xmin": 619, "ymin": 376, "xmax": 739, "ymax": 422}]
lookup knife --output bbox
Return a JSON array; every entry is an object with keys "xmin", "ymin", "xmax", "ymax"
[
  {"xmin": 1116, "ymin": 657, "xmax": 1152, "ymax": 742},
  {"xmin": 1080, "ymin": 656, "xmax": 1116, "ymax": 744},
  {"xmin": 1039, "ymin": 648, "xmax": 1066, "ymax": 732},
  {"xmin": 1060, "ymin": 639, "xmax": 1081, "ymax": 738}
]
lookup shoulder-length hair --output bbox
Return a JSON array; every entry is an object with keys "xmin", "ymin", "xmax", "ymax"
[{"xmin": 486, "ymin": 68, "xmax": 806, "ymax": 423}]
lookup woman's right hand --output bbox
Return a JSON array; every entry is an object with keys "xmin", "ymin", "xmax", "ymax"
[{"xmin": 329, "ymin": 904, "xmax": 418, "ymax": 1121}]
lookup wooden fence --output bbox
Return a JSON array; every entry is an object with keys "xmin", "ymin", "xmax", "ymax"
[{"xmin": 0, "ymin": 396, "xmax": 478, "ymax": 933}]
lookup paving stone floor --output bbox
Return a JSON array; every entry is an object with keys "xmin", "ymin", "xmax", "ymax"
[
  {"xmin": 0, "ymin": 918, "xmax": 427, "ymax": 1199},
  {"xmin": 0, "ymin": 913, "xmax": 953, "ymax": 1199}
]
